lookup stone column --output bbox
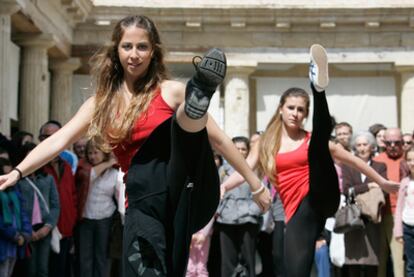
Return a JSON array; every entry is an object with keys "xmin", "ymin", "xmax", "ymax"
[
  {"xmin": 0, "ymin": 1, "xmax": 19, "ymax": 136},
  {"xmin": 207, "ymin": 88, "xmax": 223, "ymax": 128},
  {"xmin": 224, "ymin": 66, "xmax": 255, "ymax": 138},
  {"xmin": 13, "ymin": 34, "xmax": 54, "ymax": 136},
  {"xmin": 398, "ymin": 67, "xmax": 414, "ymax": 133},
  {"xmin": 50, "ymin": 58, "xmax": 81, "ymax": 124}
]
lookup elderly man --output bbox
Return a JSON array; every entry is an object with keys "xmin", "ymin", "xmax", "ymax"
[{"xmin": 374, "ymin": 128, "xmax": 410, "ymax": 277}]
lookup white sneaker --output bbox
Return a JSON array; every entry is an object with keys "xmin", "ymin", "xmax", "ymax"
[{"xmin": 309, "ymin": 44, "xmax": 329, "ymax": 92}]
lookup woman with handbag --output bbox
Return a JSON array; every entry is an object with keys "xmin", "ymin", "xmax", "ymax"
[
  {"xmin": 340, "ymin": 131, "xmax": 386, "ymax": 276},
  {"xmin": 221, "ymin": 45, "xmax": 399, "ymax": 277},
  {"xmin": 15, "ymin": 143, "xmax": 60, "ymax": 277},
  {"xmin": 216, "ymin": 136, "xmax": 262, "ymax": 277}
]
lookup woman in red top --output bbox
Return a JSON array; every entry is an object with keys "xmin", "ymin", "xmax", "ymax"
[
  {"xmin": 222, "ymin": 44, "xmax": 399, "ymax": 277},
  {"xmin": 0, "ymin": 15, "xmax": 271, "ymax": 277}
]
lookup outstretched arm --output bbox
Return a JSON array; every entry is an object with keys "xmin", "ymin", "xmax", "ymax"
[
  {"xmin": 329, "ymin": 141, "xmax": 399, "ymax": 193},
  {"xmin": 206, "ymin": 115, "xmax": 270, "ymax": 211},
  {"xmin": 220, "ymin": 137, "xmax": 260, "ymax": 192},
  {"xmin": 0, "ymin": 97, "xmax": 95, "ymax": 190}
]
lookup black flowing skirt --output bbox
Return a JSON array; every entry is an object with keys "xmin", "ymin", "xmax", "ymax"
[{"xmin": 123, "ymin": 115, "xmax": 220, "ymax": 277}]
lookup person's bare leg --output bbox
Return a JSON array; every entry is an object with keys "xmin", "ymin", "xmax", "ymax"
[
  {"xmin": 176, "ymin": 105, "xmax": 208, "ymax": 133},
  {"xmin": 176, "ymin": 48, "xmax": 226, "ymax": 133}
]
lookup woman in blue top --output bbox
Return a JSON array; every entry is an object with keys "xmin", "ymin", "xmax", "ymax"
[{"xmin": 0, "ymin": 158, "xmax": 32, "ymax": 277}]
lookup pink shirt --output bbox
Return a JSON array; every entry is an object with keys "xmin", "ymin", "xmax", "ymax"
[{"xmin": 31, "ymin": 193, "xmax": 42, "ymax": 225}]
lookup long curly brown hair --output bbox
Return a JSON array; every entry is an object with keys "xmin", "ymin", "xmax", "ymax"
[
  {"xmin": 259, "ymin": 87, "xmax": 309, "ymax": 186},
  {"xmin": 88, "ymin": 15, "xmax": 168, "ymax": 151}
]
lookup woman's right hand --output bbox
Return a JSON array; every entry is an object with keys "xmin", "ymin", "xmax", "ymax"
[
  {"xmin": 379, "ymin": 179, "xmax": 400, "ymax": 194},
  {"xmin": 0, "ymin": 170, "xmax": 20, "ymax": 190},
  {"xmin": 252, "ymin": 186, "xmax": 272, "ymax": 213}
]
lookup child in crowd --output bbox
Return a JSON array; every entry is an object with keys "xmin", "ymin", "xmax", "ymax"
[{"xmin": 76, "ymin": 140, "xmax": 119, "ymax": 277}]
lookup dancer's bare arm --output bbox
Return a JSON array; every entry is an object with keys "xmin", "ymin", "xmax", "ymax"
[
  {"xmin": 0, "ymin": 97, "xmax": 95, "ymax": 190},
  {"xmin": 329, "ymin": 141, "xmax": 399, "ymax": 193},
  {"xmin": 206, "ymin": 115, "xmax": 270, "ymax": 211},
  {"xmin": 220, "ymin": 137, "xmax": 260, "ymax": 192}
]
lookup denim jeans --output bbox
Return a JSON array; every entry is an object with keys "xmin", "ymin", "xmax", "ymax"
[
  {"xmin": 314, "ymin": 243, "xmax": 331, "ymax": 277},
  {"xmin": 404, "ymin": 223, "xmax": 414, "ymax": 277},
  {"xmin": 0, "ymin": 258, "xmax": 16, "ymax": 277},
  {"xmin": 79, "ymin": 217, "xmax": 112, "ymax": 277},
  {"xmin": 29, "ymin": 234, "xmax": 51, "ymax": 277}
]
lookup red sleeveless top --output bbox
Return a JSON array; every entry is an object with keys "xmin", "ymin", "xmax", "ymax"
[
  {"xmin": 112, "ymin": 88, "xmax": 174, "ymax": 175},
  {"xmin": 275, "ymin": 132, "xmax": 311, "ymax": 222}
]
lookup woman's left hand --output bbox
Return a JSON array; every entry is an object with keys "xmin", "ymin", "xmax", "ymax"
[
  {"xmin": 193, "ymin": 234, "xmax": 206, "ymax": 246},
  {"xmin": 252, "ymin": 186, "xmax": 272, "ymax": 213}
]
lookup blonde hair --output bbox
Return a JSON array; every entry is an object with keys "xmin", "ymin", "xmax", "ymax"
[
  {"xmin": 88, "ymin": 15, "xmax": 168, "ymax": 151},
  {"xmin": 259, "ymin": 88, "xmax": 309, "ymax": 186}
]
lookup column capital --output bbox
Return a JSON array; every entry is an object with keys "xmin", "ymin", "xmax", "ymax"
[
  {"xmin": 50, "ymin": 58, "xmax": 81, "ymax": 73},
  {"xmin": 13, "ymin": 33, "xmax": 55, "ymax": 49},
  {"xmin": 0, "ymin": 0, "xmax": 19, "ymax": 15},
  {"xmin": 394, "ymin": 64, "xmax": 414, "ymax": 74}
]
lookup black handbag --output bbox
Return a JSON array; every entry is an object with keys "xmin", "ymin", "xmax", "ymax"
[{"xmin": 333, "ymin": 188, "xmax": 365, "ymax": 233}]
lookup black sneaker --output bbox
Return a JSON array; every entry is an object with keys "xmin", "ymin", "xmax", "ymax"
[{"xmin": 184, "ymin": 48, "xmax": 227, "ymax": 119}]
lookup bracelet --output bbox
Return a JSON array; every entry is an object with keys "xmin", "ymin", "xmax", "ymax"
[
  {"xmin": 12, "ymin": 167, "xmax": 23, "ymax": 180},
  {"xmin": 251, "ymin": 183, "xmax": 265, "ymax": 196}
]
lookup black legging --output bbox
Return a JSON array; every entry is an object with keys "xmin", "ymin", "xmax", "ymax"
[
  {"xmin": 283, "ymin": 84, "xmax": 339, "ymax": 277},
  {"xmin": 272, "ymin": 220, "xmax": 285, "ymax": 277}
]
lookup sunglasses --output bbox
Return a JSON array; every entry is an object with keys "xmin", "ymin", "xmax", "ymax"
[
  {"xmin": 384, "ymin": 140, "xmax": 403, "ymax": 147},
  {"xmin": 404, "ymin": 140, "xmax": 413, "ymax": 145}
]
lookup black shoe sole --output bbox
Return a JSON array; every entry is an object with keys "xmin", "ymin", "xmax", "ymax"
[{"xmin": 194, "ymin": 48, "xmax": 227, "ymax": 89}]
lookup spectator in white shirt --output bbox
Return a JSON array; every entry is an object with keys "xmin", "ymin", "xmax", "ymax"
[{"xmin": 76, "ymin": 140, "xmax": 118, "ymax": 277}]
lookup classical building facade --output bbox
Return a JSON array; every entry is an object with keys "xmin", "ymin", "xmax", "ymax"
[{"xmin": 1, "ymin": 0, "xmax": 414, "ymax": 138}]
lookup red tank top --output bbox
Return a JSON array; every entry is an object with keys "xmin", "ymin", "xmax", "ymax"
[
  {"xmin": 275, "ymin": 132, "xmax": 311, "ymax": 222},
  {"xmin": 112, "ymin": 88, "xmax": 174, "ymax": 175}
]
